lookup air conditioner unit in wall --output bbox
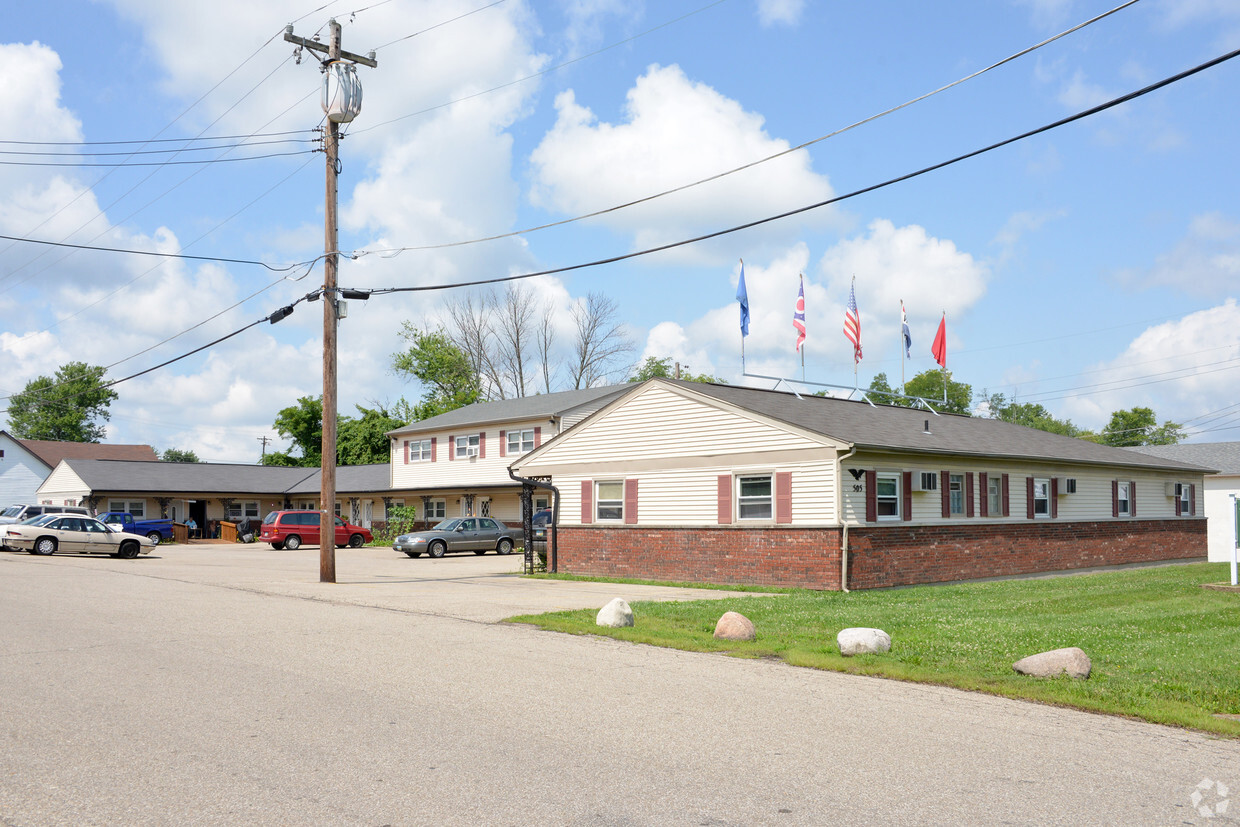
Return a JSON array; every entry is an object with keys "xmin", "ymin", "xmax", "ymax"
[
  {"xmin": 1165, "ymin": 481, "xmax": 1182, "ymax": 497},
  {"xmin": 465, "ymin": 447, "xmax": 479, "ymax": 459},
  {"xmin": 1063, "ymin": 478, "xmax": 1077, "ymax": 494},
  {"xmin": 910, "ymin": 471, "xmax": 938, "ymax": 492}
]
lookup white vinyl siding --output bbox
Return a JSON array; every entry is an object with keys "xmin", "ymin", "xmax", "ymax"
[{"xmin": 390, "ymin": 423, "xmax": 547, "ymax": 489}]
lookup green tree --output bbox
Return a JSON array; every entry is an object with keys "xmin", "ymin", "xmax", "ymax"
[
  {"xmin": 627, "ymin": 356, "xmax": 723, "ymax": 384},
  {"xmin": 1099, "ymin": 406, "xmax": 1184, "ymax": 447},
  {"xmin": 7, "ymin": 362, "xmax": 118, "ymax": 442},
  {"xmin": 337, "ymin": 403, "xmax": 404, "ymax": 465},
  {"xmin": 984, "ymin": 394, "xmax": 1083, "ymax": 438},
  {"xmin": 162, "ymin": 448, "xmax": 200, "ymax": 463},
  {"xmin": 867, "ymin": 370, "xmax": 972, "ymax": 415},
  {"xmin": 392, "ymin": 324, "xmax": 481, "ymax": 419},
  {"xmin": 262, "ymin": 396, "xmax": 322, "ymax": 467}
]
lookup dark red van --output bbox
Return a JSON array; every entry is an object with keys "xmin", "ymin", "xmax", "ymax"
[{"xmin": 259, "ymin": 510, "xmax": 372, "ymax": 550}]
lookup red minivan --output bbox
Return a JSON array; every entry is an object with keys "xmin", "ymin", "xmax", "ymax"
[{"xmin": 259, "ymin": 510, "xmax": 373, "ymax": 550}]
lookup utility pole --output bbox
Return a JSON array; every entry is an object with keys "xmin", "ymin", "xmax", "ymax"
[
  {"xmin": 257, "ymin": 435, "xmax": 271, "ymax": 462},
  {"xmin": 284, "ymin": 20, "xmax": 376, "ymax": 583}
]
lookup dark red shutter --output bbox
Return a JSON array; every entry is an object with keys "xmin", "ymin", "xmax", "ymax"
[
  {"xmin": 499, "ymin": 431, "xmax": 506, "ymax": 457},
  {"xmin": 581, "ymin": 481, "xmax": 593, "ymax": 524},
  {"xmin": 1026, "ymin": 477, "xmax": 1035, "ymax": 520},
  {"xmin": 1112, "ymin": 480, "xmax": 1119, "ymax": 518},
  {"xmin": 966, "ymin": 473, "xmax": 974, "ymax": 518},
  {"xmin": 478, "ymin": 433, "xmax": 486, "ymax": 459},
  {"xmin": 865, "ymin": 471, "xmax": 877, "ymax": 523},
  {"xmin": 902, "ymin": 471, "xmax": 912, "ymax": 521},
  {"xmin": 717, "ymin": 475, "xmax": 733, "ymax": 524},
  {"xmin": 940, "ymin": 471, "xmax": 950, "ymax": 518},
  {"xmin": 1130, "ymin": 481, "xmax": 1136, "ymax": 517},
  {"xmin": 1190, "ymin": 484, "xmax": 1197, "ymax": 516},
  {"xmin": 403, "ymin": 440, "xmax": 409, "ymax": 464},
  {"xmin": 624, "ymin": 479, "xmax": 638, "ymax": 524},
  {"xmin": 1050, "ymin": 477, "xmax": 1058, "ymax": 518},
  {"xmin": 775, "ymin": 472, "xmax": 792, "ymax": 523},
  {"xmin": 979, "ymin": 472, "xmax": 989, "ymax": 516},
  {"xmin": 534, "ymin": 426, "xmax": 542, "ymax": 447},
  {"xmin": 430, "ymin": 437, "xmax": 437, "ymax": 462},
  {"xmin": 1002, "ymin": 474, "xmax": 1010, "ymax": 517},
  {"xmin": 448, "ymin": 435, "xmax": 454, "ymax": 461}
]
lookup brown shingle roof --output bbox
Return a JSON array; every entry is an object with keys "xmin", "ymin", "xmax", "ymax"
[{"xmin": 20, "ymin": 438, "xmax": 158, "ymax": 468}]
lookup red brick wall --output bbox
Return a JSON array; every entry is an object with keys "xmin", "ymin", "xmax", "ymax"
[
  {"xmin": 556, "ymin": 526, "xmax": 844, "ymax": 590},
  {"xmin": 554, "ymin": 519, "xmax": 1206, "ymax": 590}
]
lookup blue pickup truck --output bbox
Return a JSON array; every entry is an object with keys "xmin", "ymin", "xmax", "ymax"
[{"xmin": 98, "ymin": 512, "xmax": 175, "ymax": 545}]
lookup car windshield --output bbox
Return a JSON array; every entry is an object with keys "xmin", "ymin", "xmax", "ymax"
[
  {"xmin": 1, "ymin": 506, "xmax": 23, "ymax": 518},
  {"xmin": 432, "ymin": 519, "xmax": 462, "ymax": 531},
  {"xmin": 20, "ymin": 514, "xmax": 59, "ymax": 527}
]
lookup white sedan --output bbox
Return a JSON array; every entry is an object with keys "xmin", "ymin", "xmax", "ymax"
[{"xmin": 3, "ymin": 515, "xmax": 155, "ymax": 558}]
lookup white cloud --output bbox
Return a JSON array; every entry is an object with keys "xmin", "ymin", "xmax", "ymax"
[
  {"xmin": 529, "ymin": 63, "xmax": 840, "ymax": 258},
  {"xmin": 756, "ymin": 0, "xmax": 805, "ymax": 27},
  {"xmin": 1116, "ymin": 212, "xmax": 1240, "ymax": 296}
]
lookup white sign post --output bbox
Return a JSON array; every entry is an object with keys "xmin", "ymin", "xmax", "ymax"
[{"xmin": 1232, "ymin": 494, "xmax": 1238, "ymax": 587}]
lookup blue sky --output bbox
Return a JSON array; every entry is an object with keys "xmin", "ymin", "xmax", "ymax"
[{"xmin": 3, "ymin": 0, "xmax": 1239, "ymax": 462}]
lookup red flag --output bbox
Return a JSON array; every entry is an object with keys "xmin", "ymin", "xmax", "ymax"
[
  {"xmin": 931, "ymin": 313, "xmax": 947, "ymax": 367},
  {"xmin": 843, "ymin": 277, "xmax": 861, "ymax": 363}
]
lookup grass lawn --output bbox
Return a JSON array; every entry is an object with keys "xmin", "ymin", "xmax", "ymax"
[{"xmin": 508, "ymin": 562, "xmax": 1240, "ymax": 736}]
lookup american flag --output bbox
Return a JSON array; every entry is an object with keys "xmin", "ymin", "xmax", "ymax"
[
  {"xmin": 793, "ymin": 276, "xmax": 806, "ymax": 352},
  {"xmin": 844, "ymin": 279, "xmax": 862, "ymax": 363}
]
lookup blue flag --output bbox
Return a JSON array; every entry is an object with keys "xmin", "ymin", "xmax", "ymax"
[
  {"xmin": 736, "ymin": 260, "xmax": 749, "ymax": 337},
  {"xmin": 901, "ymin": 301, "xmax": 912, "ymax": 358}
]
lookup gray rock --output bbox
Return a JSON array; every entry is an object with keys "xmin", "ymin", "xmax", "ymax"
[
  {"xmin": 596, "ymin": 597, "xmax": 634, "ymax": 628},
  {"xmin": 837, "ymin": 627, "xmax": 892, "ymax": 656},
  {"xmin": 713, "ymin": 611, "xmax": 756, "ymax": 641},
  {"xmin": 1012, "ymin": 647, "xmax": 1092, "ymax": 679}
]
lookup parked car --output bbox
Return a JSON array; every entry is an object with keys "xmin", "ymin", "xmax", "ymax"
[
  {"xmin": 394, "ymin": 517, "xmax": 521, "ymax": 558},
  {"xmin": 0, "ymin": 503, "xmax": 90, "ymax": 526},
  {"xmin": 98, "ymin": 512, "xmax": 175, "ymax": 545},
  {"xmin": 531, "ymin": 508, "xmax": 553, "ymax": 542},
  {"xmin": 3, "ymin": 514, "xmax": 154, "ymax": 558},
  {"xmin": 258, "ymin": 510, "xmax": 373, "ymax": 550}
]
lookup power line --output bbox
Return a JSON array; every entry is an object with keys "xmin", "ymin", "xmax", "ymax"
[
  {"xmin": 0, "ymin": 233, "xmax": 317, "ymax": 271},
  {"xmin": 0, "ymin": 130, "xmax": 314, "ymax": 148},
  {"xmin": 369, "ymin": 0, "xmax": 509, "ymax": 52},
  {"xmin": 0, "ymin": 148, "xmax": 316, "ymax": 168},
  {"xmin": 351, "ymin": 0, "xmax": 1138, "ymax": 257}
]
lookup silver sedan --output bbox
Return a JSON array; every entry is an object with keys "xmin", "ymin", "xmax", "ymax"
[
  {"xmin": 3, "ymin": 515, "xmax": 154, "ymax": 558},
  {"xmin": 394, "ymin": 517, "xmax": 520, "ymax": 558}
]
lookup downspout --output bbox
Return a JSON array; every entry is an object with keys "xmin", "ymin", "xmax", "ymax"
[
  {"xmin": 836, "ymin": 444, "xmax": 858, "ymax": 593},
  {"xmin": 507, "ymin": 466, "xmax": 561, "ymax": 573}
]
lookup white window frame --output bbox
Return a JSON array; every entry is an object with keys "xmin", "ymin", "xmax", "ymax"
[
  {"xmin": 507, "ymin": 429, "xmax": 535, "ymax": 455},
  {"xmin": 455, "ymin": 434, "xmax": 480, "ymax": 458},
  {"xmin": 427, "ymin": 499, "xmax": 446, "ymax": 520},
  {"xmin": 1180, "ymin": 484, "xmax": 1193, "ymax": 516},
  {"xmin": 298, "ymin": 501, "xmax": 315, "ymax": 511},
  {"xmin": 596, "ymin": 481, "xmax": 624, "ymax": 522},
  {"xmin": 109, "ymin": 500, "xmax": 146, "ymax": 517},
  {"xmin": 1117, "ymin": 481, "xmax": 1131, "ymax": 517},
  {"xmin": 412, "ymin": 439, "xmax": 432, "ymax": 461},
  {"xmin": 876, "ymin": 472, "xmax": 901, "ymax": 521},
  {"xmin": 385, "ymin": 499, "xmax": 404, "ymax": 519},
  {"xmin": 986, "ymin": 475, "xmax": 1003, "ymax": 517},
  {"xmin": 949, "ymin": 473, "xmax": 965, "ymax": 516},
  {"xmin": 534, "ymin": 495, "xmax": 550, "ymax": 512},
  {"xmin": 228, "ymin": 501, "xmax": 260, "ymax": 521},
  {"xmin": 1033, "ymin": 478, "xmax": 1050, "ymax": 518},
  {"xmin": 736, "ymin": 474, "xmax": 773, "ymax": 521}
]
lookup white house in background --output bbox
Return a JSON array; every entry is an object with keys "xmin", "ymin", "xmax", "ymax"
[
  {"xmin": 0, "ymin": 431, "xmax": 158, "ymax": 508},
  {"xmin": 385, "ymin": 385, "xmax": 627, "ymax": 525},
  {"xmin": 1128, "ymin": 442, "xmax": 1240, "ymax": 563}
]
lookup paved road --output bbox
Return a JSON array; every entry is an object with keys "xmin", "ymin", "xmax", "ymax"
[{"xmin": 0, "ymin": 545, "xmax": 1235, "ymax": 825}]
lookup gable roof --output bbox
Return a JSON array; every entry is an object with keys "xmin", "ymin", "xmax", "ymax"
[
  {"xmin": 1126, "ymin": 442, "xmax": 1238, "ymax": 475},
  {"xmin": 540, "ymin": 379, "xmax": 1210, "ymax": 472},
  {"xmin": 15, "ymin": 435, "xmax": 158, "ymax": 468},
  {"xmin": 387, "ymin": 385, "xmax": 628, "ymax": 436},
  {"xmin": 54, "ymin": 459, "xmax": 389, "ymax": 496}
]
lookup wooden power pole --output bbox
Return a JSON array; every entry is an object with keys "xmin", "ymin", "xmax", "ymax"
[{"xmin": 283, "ymin": 20, "xmax": 376, "ymax": 583}]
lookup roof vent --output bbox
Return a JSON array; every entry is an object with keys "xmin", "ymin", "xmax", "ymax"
[{"xmin": 923, "ymin": 419, "xmax": 931, "ymax": 434}]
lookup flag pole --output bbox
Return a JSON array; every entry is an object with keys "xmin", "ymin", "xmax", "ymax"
[
  {"xmin": 900, "ymin": 299, "xmax": 906, "ymax": 395},
  {"xmin": 941, "ymin": 310, "xmax": 948, "ymax": 404}
]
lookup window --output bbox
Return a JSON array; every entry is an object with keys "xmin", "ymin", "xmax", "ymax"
[
  {"xmin": 479, "ymin": 518, "xmax": 499, "ymax": 531},
  {"xmin": 427, "ymin": 499, "xmax": 446, "ymax": 520},
  {"xmin": 596, "ymin": 481, "xmax": 624, "ymax": 521},
  {"xmin": 297, "ymin": 501, "xmax": 315, "ymax": 511},
  {"xmin": 737, "ymin": 475, "xmax": 773, "ymax": 520},
  {"xmin": 949, "ymin": 473, "xmax": 965, "ymax": 516},
  {"xmin": 534, "ymin": 495, "xmax": 550, "ymax": 512},
  {"xmin": 1117, "ymin": 481, "xmax": 1131, "ymax": 517},
  {"xmin": 507, "ymin": 429, "xmax": 535, "ymax": 455},
  {"xmin": 1180, "ymin": 484, "xmax": 1193, "ymax": 516},
  {"xmin": 986, "ymin": 475, "xmax": 1003, "ymax": 516},
  {"xmin": 876, "ymin": 472, "xmax": 900, "ymax": 520},
  {"xmin": 228, "ymin": 501, "xmax": 260, "ymax": 520},
  {"xmin": 385, "ymin": 499, "xmax": 404, "ymax": 519},
  {"xmin": 109, "ymin": 500, "xmax": 145, "ymax": 516},
  {"xmin": 411, "ymin": 439, "xmax": 432, "ymax": 461},
  {"xmin": 1032, "ymin": 478, "xmax": 1050, "ymax": 517},
  {"xmin": 479, "ymin": 498, "xmax": 491, "ymax": 517},
  {"xmin": 455, "ymin": 434, "xmax": 480, "ymax": 458},
  {"xmin": 333, "ymin": 502, "xmax": 342, "ymax": 518}
]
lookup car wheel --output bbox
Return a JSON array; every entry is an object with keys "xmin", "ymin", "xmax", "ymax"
[
  {"xmin": 284, "ymin": 535, "xmax": 302, "ymax": 551},
  {"xmin": 119, "ymin": 541, "xmax": 140, "ymax": 559},
  {"xmin": 33, "ymin": 537, "xmax": 56, "ymax": 556},
  {"xmin": 496, "ymin": 538, "xmax": 514, "ymax": 555},
  {"xmin": 146, "ymin": 531, "xmax": 162, "ymax": 545},
  {"xmin": 348, "ymin": 533, "xmax": 364, "ymax": 548},
  {"xmin": 428, "ymin": 540, "xmax": 446, "ymax": 558},
  {"xmin": 271, "ymin": 541, "xmax": 284, "ymax": 550},
  {"xmin": 405, "ymin": 551, "xmax": 422, "ymax": 558}
]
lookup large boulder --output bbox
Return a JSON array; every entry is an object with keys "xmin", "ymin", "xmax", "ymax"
[
  {"xmin": 596, "ymin": 597, "xmax": 634, "ymax": 628},
  {"xmin": 837, "ymin": 627, "xmax": 892, "ymax": 656},
  {"xmin": 1012, "ymin": 647, "xmax": 1092, "ymax": 679},
  {"xmin": 713, "ymin": 611, "xmax": 756, "ymax": 641}
]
